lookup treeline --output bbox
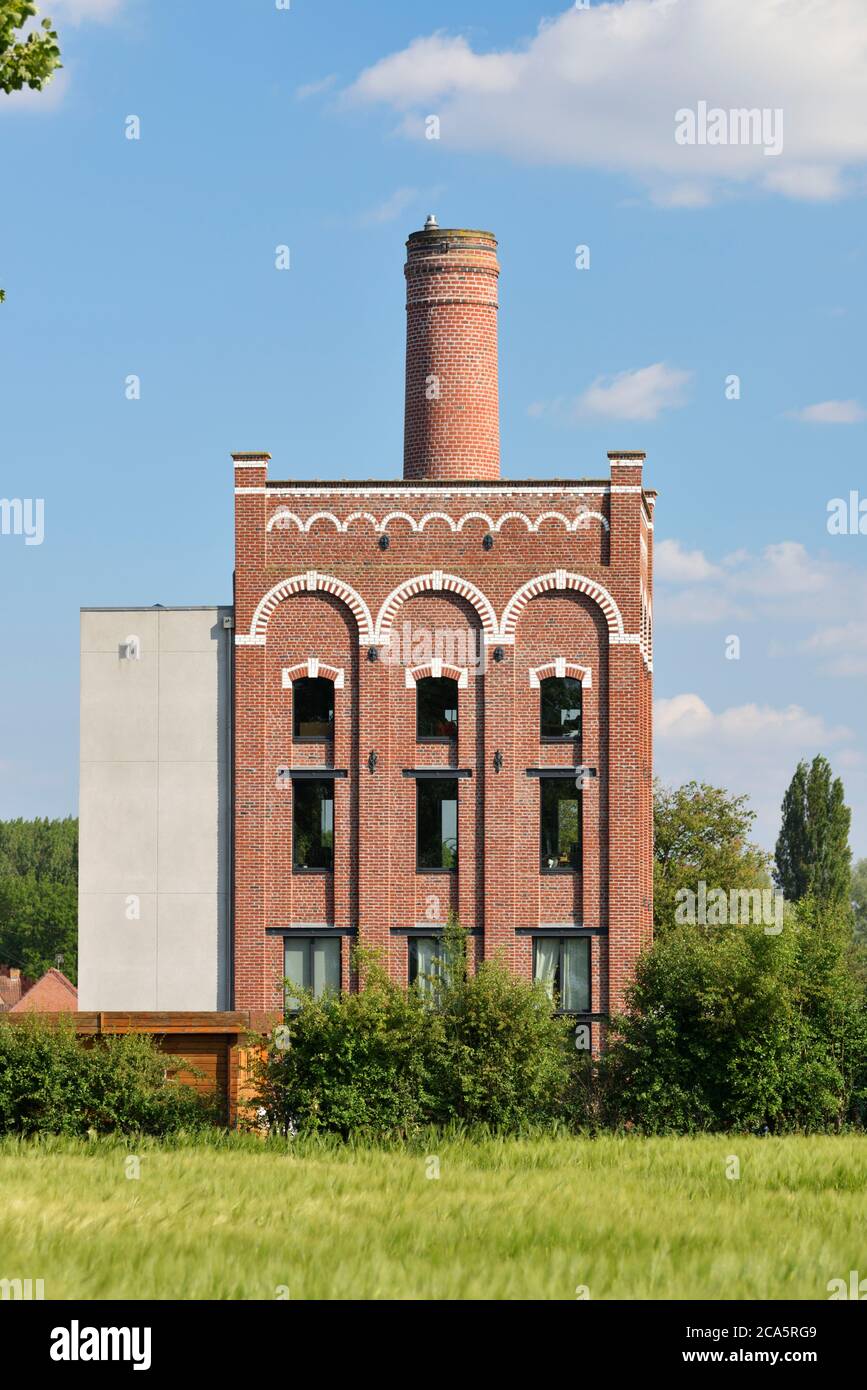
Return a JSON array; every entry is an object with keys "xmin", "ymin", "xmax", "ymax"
[{"xmin": 0, "ymin": 819, "xmax": 78, "ymax": 983}]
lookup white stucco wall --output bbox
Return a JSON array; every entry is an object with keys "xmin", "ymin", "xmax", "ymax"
[{"xmin": 78, "ymin": 607, "xmax": 232, "ymax": 1009}]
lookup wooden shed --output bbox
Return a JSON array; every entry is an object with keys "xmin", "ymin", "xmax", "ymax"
[{"xmin": 0, "ymin": 1011, "xmax": 277, "ymax": 1126}]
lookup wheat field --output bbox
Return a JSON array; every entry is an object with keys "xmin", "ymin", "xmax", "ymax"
[{"xmin": 1, "ymin": 1132, "xmax": 865, "ymax": 1300}]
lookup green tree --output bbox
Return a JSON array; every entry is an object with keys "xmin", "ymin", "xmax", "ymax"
[
  {"xmin": 0, "ymin": 2, "xmax": 60, "ymax": 94},
  {"xmin": 775, "ymin": 756, "xmax": 852, "ymax": 908},
  {"xmin": 1, "ymin": 3, "xmax": 62, "ymax": 304},
  {"xmin": 0, "ymin": 874, "xmax": 77, "ymax": 980},
  {"xmin": 600, "ymin": 898, "xmax": 867, "ymax": 1133},
  {"xmin": 0, "ymin": 818, "xmax": 78, "ymax": 981},
  {"xmin": 0, "ymin": 816, "xmax": 77, "ymax": 883},
  {"xmin": 654, "ymin": 781, "xmax": 771, "ymax": 933}
]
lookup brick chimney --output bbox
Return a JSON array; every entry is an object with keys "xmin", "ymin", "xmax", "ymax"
[{"xmin": 403, "ymin": 216, "xmax": 500, "ymax": 481}]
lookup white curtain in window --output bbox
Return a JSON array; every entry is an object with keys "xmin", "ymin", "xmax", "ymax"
[
  {"xmin": 414, "ymin": 937, "xmax": 438, "ymax": 995},
  {"xmin": 534, "ymin": 939, "xmax": 559, "ymax": 1002}
]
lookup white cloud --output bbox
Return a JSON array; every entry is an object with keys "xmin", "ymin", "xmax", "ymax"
[
  {"xmin": 655, "ymin": 694, "xmax": 850, "ymax": 748},
  {"xmin": 346, "ymin": 0, "xmax": 867, "ymax": 203},
  {"xmin": 726, "ymin": 542, "xmax": 831, "ymax": 600},
  {"xmin": 800, "ymin": 621, "xmax": 867, "ymax": 677},
  {"xmin": 788, "ymin": 399, "xmax": 867, "ymax": 424},
  {"xmin": 658, "ymin": 589, "xmax": 747, "ymax": 625},
  {"xmin": 655, "ymin": 693, "xmax": 856, "ymax": 848},
  {"xmin": 578, "ymin": 363, "xmax": 692, "ymax": 421},
  {"xmin": 534, "ymin": 362, "xmax": 691, "ymax": 424},
  {"xmin": 655, "ymin": 539, "xmax": 720, "ymax": 584},
  {"xmin": 656, "ymin": 536, "xmax": 867, "ymax": 685},
  {"xmin": 656, "ymin": 540, "xmax": 846, "ymax": 629}
]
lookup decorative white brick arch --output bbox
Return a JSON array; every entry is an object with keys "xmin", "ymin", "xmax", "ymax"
[
  {"xmin": 528, "ymin": 658, "xmax": 592, "ymax": 690},
  {"xmin": 416, "ymin": 511, "xmax": 459, "ymax": 532},
  {"xmin": 265, "ymin": 508, "xmax": 609, "ymax": 536},
  {"xmin": 281, "ymin": 658, "xmax": 345, "ymax": 690},
  {"xmin": 248, "ymin": 572, "xmax": 375, "ymax": 644},
  {"xmin": 378, "ymin": 511, "xmax": 419, "ymax": 532},
  {"xmin": 343, "ymin": 511, "xmax": 380, "ymax": 531},
  {"xmin": 404, "ymin": 658, "xmax": 469, "ymax": 689},
  {"xmin": 455, "ymin": 511, "xmax": 496, "ymax": 532},
  {"xmin": 536, "ymin": 509, "xmax": 610, "ymax": 533},
  {"xmin": 375, "ymin": 572, "xmax": 499, "ymax": 643},
  {"xmin": 267, "ymin": 509, "xmax": 305, "ymax": 533},
  {"xmin": 499, "ymin": 571, "xmax": 625, "ymax": 641}
]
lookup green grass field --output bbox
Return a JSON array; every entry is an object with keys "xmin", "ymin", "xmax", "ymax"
[{"xmin": 1, "ymin": 1133, "xmax": 865, "ymax": 1300}]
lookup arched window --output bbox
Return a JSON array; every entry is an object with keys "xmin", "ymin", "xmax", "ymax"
[
  {"xmin": 293, "ymin": 677, "xmax": 334, "ymax": 740},
  {"xmin": 416, "ymin": 677, "xmax": 458, "ymax": 741},
  {"xmin": 540, "ymin": 676, "xmax": 582, "ymax": 743}
]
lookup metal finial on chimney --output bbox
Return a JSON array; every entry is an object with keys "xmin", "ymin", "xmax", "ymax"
[{"xmin": 424, "ymin": 213, "xmax": 438, "ymax": 230}]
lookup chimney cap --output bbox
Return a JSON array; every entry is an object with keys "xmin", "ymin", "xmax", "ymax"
[{"xmin": 424, "ymin": 213, "xmax": 438, "ymax": 229}]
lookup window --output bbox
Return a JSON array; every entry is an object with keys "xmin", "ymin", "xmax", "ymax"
[
  {"xmin": 284, "ymin": 936, "xmax": 341, "ymax": 1010},
  {"xmin": 417, "ymin": 778, "xmax": 458, "ymax": 870},
  {"xmin": 540, "ymin": 778, "xmax": 581, "ymax": 871},
  {"xmin": 293, "ymin": 779, "xmax": 334, "ymax": 870},
  {"xmin": 293, "ymin": 677, "xmax": 334, "ymax": 740},
  {"xmin": 417, "ymin": 677, "xmax": 458, "ymax": 741},
  {"xmin": 408, "ymin": 936, "xmax": 447, "ymax": 997},
  {"xmin": 540, "ymin": 676, "xmax": 582, "ymax": 742},
  {"xmin": 534, "ymin": 937, "xmax": 590, "ymax": 1013}
]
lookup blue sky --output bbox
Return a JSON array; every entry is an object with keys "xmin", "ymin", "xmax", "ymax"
[{"xmin": 1, "ymin": 0, "xmax": 866, "ymax": 857}]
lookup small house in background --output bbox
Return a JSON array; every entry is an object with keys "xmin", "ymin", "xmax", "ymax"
[{"xmin": 0, "ymin": 964, "xmax": 78, "ymax": 1013}]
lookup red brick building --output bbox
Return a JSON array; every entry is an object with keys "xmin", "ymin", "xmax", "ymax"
[{"xmin": 232, "ymin": 219, "xmax": 655, "ymax": 1045}]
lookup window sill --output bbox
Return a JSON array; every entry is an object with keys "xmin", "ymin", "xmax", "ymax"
[
  {"xmin": 540, "ymin": 736, "xmax": 582, "ymax": 745},
  {"xmin": 292, "ymin": 867, "xmax": 334, "ymax": 876},
  {"xmin": 540, "ymin": 867, "xmax": 581, "ymax": 876},
  {"xmin": 293, "ymin": 736, "xmax": 334, "ymax": 744},
  {"xmin": 416, "ymin": 866, "xmax": 458, "ymax": 875},
  {"xmin": 417, "ymin": 736, "xmax": 457, "ymax": 745}
]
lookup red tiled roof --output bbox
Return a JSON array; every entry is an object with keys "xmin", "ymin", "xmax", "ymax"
[{"xmin": 9, "ymin": 968, "xmax": 77, "ymax": 1013}]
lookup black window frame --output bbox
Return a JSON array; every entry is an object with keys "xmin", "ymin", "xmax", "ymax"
[
  {"xmin": 283, "ymin": 935, "xmax": 341, "ymax": 1012},
  {"xmin": 539, "ymin": 776, "xmax": 581, "ymax": 874},
  {"xmin": 532, "ymin": 935, "xmax": 591, "ymax": 1015},
  {"xmin": 416, "ymin": 676, "xmax": 459, "ymax": 744},
  {"xmin": 416, "ymin": 777, "xmax": 459, "ymax": 873},
  {"xmin": 292, "ymin": 777, "xmax": 335, "ymax": 873},
  {"xmin": 293, "ymin": 676, "xmax": 335, "ymax": 743},
  {"xmin": 540, "ymin": 675, "xmax": 583, "ymax": 745}
]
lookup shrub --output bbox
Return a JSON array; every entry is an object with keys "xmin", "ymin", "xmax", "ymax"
[
  {"xmin": 255, "ymin": 952, "xmax": 436, "ymax": 1138},
  {"xmin": 431, "ymin": 928, "xmax": 577, "ymax": 1128},
  {"xmin": 592, "ymin": 897, "xmax": 867, "ymax": 1133},
  {"xmin": 253, "ymin": 928, "xmax": 578, "ymax": 1138},
  {"xmin": 0, "ymin": 1019, "xmax": 216, "ymax": 1136}
]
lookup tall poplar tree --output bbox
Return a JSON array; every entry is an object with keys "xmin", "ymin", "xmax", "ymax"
[{"xmin": 774, "ymin": 756, "xmax": 851, "ymax": 907}]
